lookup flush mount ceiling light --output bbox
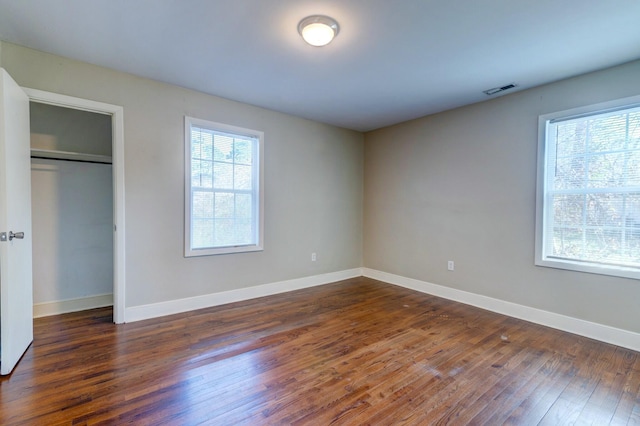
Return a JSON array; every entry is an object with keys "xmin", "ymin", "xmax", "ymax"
[{"xmin": 298, "ymin": 15, "xmax": 339, "ymax": 47}]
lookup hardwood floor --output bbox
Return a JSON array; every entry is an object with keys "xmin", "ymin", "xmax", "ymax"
[{"xmin": 1, "ymin": 277, "xmax": 639, "ymax": 425}]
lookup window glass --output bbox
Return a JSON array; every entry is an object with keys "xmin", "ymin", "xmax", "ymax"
[
  {"xmin": 536, "ymin": 99, "xmax": 640, "ymax": 279},
  {"xmin": 185, "ymin": 117, "xmax": 263, "ymax": 256}
]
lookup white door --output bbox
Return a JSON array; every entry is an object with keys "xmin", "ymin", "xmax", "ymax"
[{"xmin": 0, "ymin": 68, "xmax": 33, "ymax": 375}]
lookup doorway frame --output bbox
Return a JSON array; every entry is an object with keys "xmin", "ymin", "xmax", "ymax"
[{"xmin": 24, "ymin": 88, "xmax": 126, "ymax": 324}]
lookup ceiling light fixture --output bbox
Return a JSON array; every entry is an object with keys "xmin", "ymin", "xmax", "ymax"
[{"xmin": 298, "ymin": 15, "xmax": 339, "ymax": 47}]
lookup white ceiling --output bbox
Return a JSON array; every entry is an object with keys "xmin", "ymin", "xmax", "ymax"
[{"xmin": 1, "ymin": 0, "xmax": 639, "ymax": 132}]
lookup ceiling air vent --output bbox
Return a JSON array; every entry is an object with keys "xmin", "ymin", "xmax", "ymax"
[{"xmin": 483, "ymin": 83, "xmax": 518, "ymax": 96}]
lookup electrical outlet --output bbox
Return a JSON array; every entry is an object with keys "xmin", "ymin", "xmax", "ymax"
[
  {"xmin": 447, "ymin": 261, "xmax": 454, "ymax": 271},
  {"xmin": 311, "ymin": 252, "xmax": 317, "ymax": 262}
]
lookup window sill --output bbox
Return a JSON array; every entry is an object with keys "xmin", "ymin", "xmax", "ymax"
[
  {"xmin": 535, "ymin": 257, "xmax": 640, "ymax": 280},
  {"xmin": 185, "ymin": 244, "xmax": 263, "ymax": 258}
]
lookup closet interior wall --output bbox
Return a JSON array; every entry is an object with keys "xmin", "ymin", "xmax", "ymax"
[{"xmin": 30, "ymin": 102, "xmax": 114, "ymax": 316}]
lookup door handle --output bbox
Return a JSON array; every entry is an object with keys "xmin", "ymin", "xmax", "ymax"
[
  {"xmin": 9, "ymin": 231, "xmax": 24, "ymax": 241},
  {"xmin": 0, "ymin": 231, "xmax": 24, "ymax": 242}
]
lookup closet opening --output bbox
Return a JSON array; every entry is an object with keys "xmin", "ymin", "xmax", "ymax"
[{"xmin": 29, "ymin": 102, "xmax": 115, "ymax": 320}]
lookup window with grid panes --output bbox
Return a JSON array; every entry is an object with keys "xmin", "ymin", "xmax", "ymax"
[
  {"xmin": 185, "ymin": 117, "xmax": 263, "ymax": 256},
  {"xmin": 536, "ymin": 97, "xmax": 640, "ymax": 279}
]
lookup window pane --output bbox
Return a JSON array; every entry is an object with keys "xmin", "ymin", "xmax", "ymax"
[
  {"xmin": 192, "ymin": 219, "xmax": 214, "ymax": 249},
  {"xmin": 552, "ymin": 227, "xmax": 583, "ymax": 259},
  {"xmin": 553, "ymin": 194, "xmax": 583, "ymax": 227},
  {"xmin": 629, "ymin": 112, "xmax": 640, "ymax": 149},
  {"xmin": 193, "ymin": 191, "xmax": 213, "ymax": 219},
  {"xmin": 236, "ymin": 218, "xmax": 253, "ymax": 245},
  {"xmin": 214, "ymin": 134, "xmax": 233, "ymax": 162},
  {"xmin": 214, "ymin": 192, "xmax": 234, "ymax": 218},
  {"xmin": 624, "ymin": 193, "xmax": 640, "ymax": 265},
  {"xmin": 214, "ymin": 162, "xmax": 233, "ymax": 189},
  {"xmin": 236, "ymin": 193, "xmax": 252, "ymax": 218},
  {"xmin": 585, "ymin": 229, "xmax": 622, "ymax": 264},
  {"xmin": 585, "ymin": 193, "xmax": 623, "ymax": 227},
  {"xmin": 626, "ymin": 227, "xmax": 640, "ymax": 266},
  {"xmin": 204, "ymin": 161, "xmax": 213, "ymax": 188},
  {"xmin": 201, "ymin": 133, "xmax": 213, "ymax": 160},
  {"xmin": 192, "ymin": 137, "xmax": 202, "ymax": 159},
  {"xmin": 554, "ymin": 156, "xmax": 585, "ymax": 189},
  {"xmin": 624, "ymin": 194, "xmax": 640, "ymax": 227},
  {"xmin": 191, "ymin": 159, "xmax": 202, "ymax": 187},
  {"xmin": 588, "ymin": 114, "xmax": 627, "ymax": 152},
  {"xmin": 214, "ymin": 219, "xmax": 234, "ymax": 246},
  {"xmin": 234, "ymin": 139, "xmax": 252, "ymax": 165},
  {"xmin": 235, "ymin": 164, "xmax": 252, "ymax": 190},
  {"xmin": 587, "ymin": 152, "xmax": 625, "ymax": 188},
  {"xmin": 197, "ymin": 160, "xmax": 212, "ymax": 188},
  {"xmin": 192, "ymin": 129, "xmax": 213, "ymax": 160},
  {"xmin": 556, "ymin": 121, "xmax": 587, "ymax": 157},
  {"xmin": 627, "ymin": 151, "xmax": 640, "ymax": 186}
]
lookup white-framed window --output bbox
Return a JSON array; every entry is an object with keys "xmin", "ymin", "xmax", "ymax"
[
  {"xmin": 184, "ymin": 116, "xmax": 264, "ymax": 257},
  {"xmin": 535, "ymin": 95, "xmax": 640, "ymax": 279}
]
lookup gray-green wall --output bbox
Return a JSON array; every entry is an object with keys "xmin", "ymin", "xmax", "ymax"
[
  {"xmin": 364, "ymin": 60, "xmax": 640, "ymax": 333},
  {"xmin": 1, "ymin": 41, "xmax": 363, "ymax": 308}
]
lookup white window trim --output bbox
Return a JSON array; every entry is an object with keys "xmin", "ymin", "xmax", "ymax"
[
  {"xmin": 535, "ymin": 94, "xmax": 640, "ymax": 280},
  {"xmin": 184, "ymin": 116, "xmax": 264, "ymax": 257}
]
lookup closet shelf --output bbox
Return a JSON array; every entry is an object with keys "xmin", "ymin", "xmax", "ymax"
[{"xmin": 30, "ymin": 149, "xmax": 112, "ymax": 164}]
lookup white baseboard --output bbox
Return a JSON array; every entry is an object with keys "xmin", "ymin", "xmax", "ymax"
[
  {"xmin": 123, "ymin": 266, "xmax": 640, "ymax": 352},
  {"xmin": 125, "ymin": 268, "xmax": 363, "ymax": 323},
  {"xmin": 363, "ymin": 268, "xmax": 640, "ymax": 352},
  {"xmin": 33, "ymin": 293, "xmax": 113, "ymax": 318}
]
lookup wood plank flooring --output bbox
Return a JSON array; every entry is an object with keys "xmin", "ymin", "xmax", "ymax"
[{"xmin": 1, "ymin": 277, "xmax": 639, "ymax": 425}]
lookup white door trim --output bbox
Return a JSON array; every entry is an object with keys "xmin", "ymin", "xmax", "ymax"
[{"xmin": 23, "ymin": 88, "xmax": 126, "ymax": 324}]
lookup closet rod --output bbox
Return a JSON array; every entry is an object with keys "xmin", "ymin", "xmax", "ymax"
[{"xmin": 30, "ymin": 149, "xmax": 112, "ymax": 164}]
